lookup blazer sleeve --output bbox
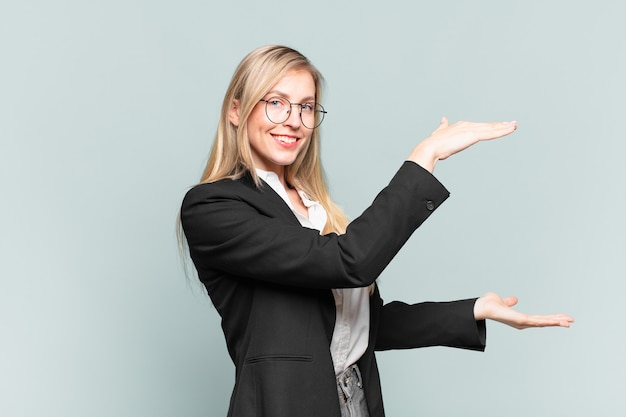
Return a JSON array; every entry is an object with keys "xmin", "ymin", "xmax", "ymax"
[
  {"xmin": 181, "ymin": 161, "xmax": 449, "ymax": 289},
  {"xmin": 374, "ymin": 296, "xmax": 487, "ymax": 352}
]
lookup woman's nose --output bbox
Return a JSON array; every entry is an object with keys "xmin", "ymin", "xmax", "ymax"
[{"xmin": 283, "ymin": 105, "xmax": 302, "ymax": 127}]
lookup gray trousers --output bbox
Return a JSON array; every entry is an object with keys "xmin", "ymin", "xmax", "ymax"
[{"xmin": 336, "ymin": 365, "xmax": 370, "ymax": 417}]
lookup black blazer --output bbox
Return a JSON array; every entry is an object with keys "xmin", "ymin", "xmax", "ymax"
[{"xmin": 181, "ymin": 161, "xmax": 486, "ymax": 417}]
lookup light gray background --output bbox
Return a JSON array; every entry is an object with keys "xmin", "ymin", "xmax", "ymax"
[{"xmin": 1, "ymin": 1, "xmax": 624, "ymax": 416}]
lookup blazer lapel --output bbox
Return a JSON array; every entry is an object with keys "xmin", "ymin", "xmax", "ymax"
[{"xmin": 237, "ymin": 172, "xmax": 301, "ymax": 225}]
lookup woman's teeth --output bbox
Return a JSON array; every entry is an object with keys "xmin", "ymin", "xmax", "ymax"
[{"xmin": 274, "ymin": 135, "xmax": 297, "ymax": 144}]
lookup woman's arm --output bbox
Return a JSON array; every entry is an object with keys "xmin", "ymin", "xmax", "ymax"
[
  {"xmin": 374, "ymin": 293, "xmax": 573, "ymax": 352},
  {"xmin": 182, "ymin": 162, "xmax": 449, "ymax": 289},
  {"xmin": 375, "ymin": 297, "xmax": 487, "ymax": 352}
]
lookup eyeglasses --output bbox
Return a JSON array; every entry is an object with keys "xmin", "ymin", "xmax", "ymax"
[{"xmin": 259, "ymin": 97, "xmax": 327, "ymax": 129}]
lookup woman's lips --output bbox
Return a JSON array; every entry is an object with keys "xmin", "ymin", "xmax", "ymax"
[{"xmin": 272, "ymin": 134, "xmax": 299, "ymax": 148}]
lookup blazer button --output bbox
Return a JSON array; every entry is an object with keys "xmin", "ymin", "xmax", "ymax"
[{"xmin": 426, "ymin": 200, "xmax": 435, "ymax": 211}]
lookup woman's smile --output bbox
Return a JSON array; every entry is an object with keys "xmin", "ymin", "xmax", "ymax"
[{"xmin": 271, "ymin": 133, "xmax": 300, "ymax": 148}]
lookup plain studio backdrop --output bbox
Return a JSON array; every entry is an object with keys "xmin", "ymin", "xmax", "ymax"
[{"xmin": 1, "ymin": 1, "xmax": 624, "ymax": 416}]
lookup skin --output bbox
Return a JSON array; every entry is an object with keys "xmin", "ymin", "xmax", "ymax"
[{"xmin": 230, "ymin": 70, "xmax": 574, "ymax": 329}]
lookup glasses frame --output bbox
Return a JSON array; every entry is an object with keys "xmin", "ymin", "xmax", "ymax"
[{"xmin": 259, "ymin": 97, "xmax": 327, "ymax": 129}]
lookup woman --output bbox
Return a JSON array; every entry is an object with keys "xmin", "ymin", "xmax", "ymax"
[{"xmin": 180, "ymin": 45, "xmax": 573, "ymax": 417}]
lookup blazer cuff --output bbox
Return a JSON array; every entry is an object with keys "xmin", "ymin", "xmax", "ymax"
[
  {"xmin": 396, "ymin": 160, "xmax": 450, "ymax": 216},
  {"xmin": 468, "ymin": 298, "xmax": 487, "ymax": 351}
]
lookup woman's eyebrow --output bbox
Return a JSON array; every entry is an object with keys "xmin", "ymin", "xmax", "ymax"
[{"xmin": 266, "ymin": 90, "xmax": 316, "ymax": 102}]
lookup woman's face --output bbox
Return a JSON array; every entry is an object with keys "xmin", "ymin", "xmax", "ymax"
[{"xmin": 235, "ymin": 69, "xmax": 316, "ymax": 174}]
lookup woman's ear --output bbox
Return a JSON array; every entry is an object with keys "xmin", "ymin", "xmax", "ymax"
[{"xmin": 228, "ymin": 99, "xmax": 241, "ymax": 126}]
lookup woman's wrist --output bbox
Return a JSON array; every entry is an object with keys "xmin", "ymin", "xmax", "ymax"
[{"xmin": 407, "ymin": 141, "xmax": 438, "ymax": 173}]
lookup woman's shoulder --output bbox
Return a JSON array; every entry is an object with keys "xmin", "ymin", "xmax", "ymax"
[{"xmin": 182, "ymin": 174, "xmax": 265, "ymax": 207}]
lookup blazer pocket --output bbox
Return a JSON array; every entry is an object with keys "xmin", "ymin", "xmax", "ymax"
[{"xmin": 245, "ymin": 354, "xmax": 313, "ymax": 364}]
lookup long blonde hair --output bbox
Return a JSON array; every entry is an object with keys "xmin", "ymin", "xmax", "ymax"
[{"xmin": 200, "ymin": 45, "xmax": 348, "ymax": 235}]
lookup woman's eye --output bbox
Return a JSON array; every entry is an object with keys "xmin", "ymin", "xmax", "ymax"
[
  {"xmin": 268, "ymin": 99, "xmax": 283, "ymax": 107},
  {"xmin": 301, "ymin": 103, "xmax": 314, "ymax": 112}
]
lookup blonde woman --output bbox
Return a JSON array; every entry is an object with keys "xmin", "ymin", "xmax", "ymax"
[{"xmin": 180, "ymin": 45, "xmax": 572, "ymax": 417}]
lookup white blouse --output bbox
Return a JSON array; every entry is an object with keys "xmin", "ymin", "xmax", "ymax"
[{"xmin": 256, "ymin": 169, "xmax": 370, "ymax": 375}]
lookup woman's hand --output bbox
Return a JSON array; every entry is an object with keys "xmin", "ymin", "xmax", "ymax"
[
  {"xmin": 473, "ymin": 292, "xmax": 574, "ymax": 329},
  {"xmin": 408, "ymin": 117, "xmax": 518, "ymax": 172}
]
